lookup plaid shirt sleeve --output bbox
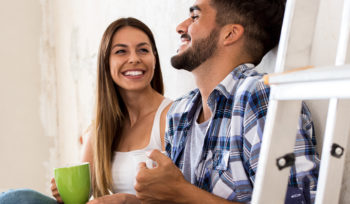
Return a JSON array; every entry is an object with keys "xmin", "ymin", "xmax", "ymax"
[
  {"xmin": 241, "ymin": 80, "xmax": 270, "ymax": 185},
  {"xmin": 291, "ymin": 103, "xmax": 319, "ymax": 202}
]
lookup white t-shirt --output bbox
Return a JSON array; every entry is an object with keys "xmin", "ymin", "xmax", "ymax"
[
  {"xmin": 182, "ymin": 103, "xmax": 210, "ymax": 184},
  {"xmin": 111, "ymin": 98, "xmax": 172, "ymax": 194}
]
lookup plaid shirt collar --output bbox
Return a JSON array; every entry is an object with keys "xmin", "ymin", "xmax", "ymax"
[
  {"xmin": 180, "ymin": 63, "xmax": 256, "ymax": 122},
  {"xmin": 214, "ymin": 63, "xmax": 256, "ymax": 99}
]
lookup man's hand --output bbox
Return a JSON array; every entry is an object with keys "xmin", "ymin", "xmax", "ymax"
[
  {"xmin": 87, "ymin": 193, "xmax": 140, "ymax": 204},
  {"xmin": 134, "ymin": 149, "xmax": 189, "ymax": 203}
]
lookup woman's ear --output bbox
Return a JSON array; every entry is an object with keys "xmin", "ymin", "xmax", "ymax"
[{"xmin": 222, "ymin": 24, "xmax": 244, "ymax": 46}]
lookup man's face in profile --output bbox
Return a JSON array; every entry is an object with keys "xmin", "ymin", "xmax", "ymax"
[{"xmin": 171, "ymin": 0, "xmax": 220, "ymax": 72}]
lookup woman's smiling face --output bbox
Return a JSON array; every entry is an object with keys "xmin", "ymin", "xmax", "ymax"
[{"xmin": 109, "ymin": 26, "xmax": 156, "ymax": 92}]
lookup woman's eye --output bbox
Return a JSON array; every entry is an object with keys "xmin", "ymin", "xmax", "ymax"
[
  {"xmin": 139, "ymin": 48, "xmax": 149, "ymax": 53},
  {"xmin": 115, "ymin": 50, "xmax": 126, "ymax": 54}
]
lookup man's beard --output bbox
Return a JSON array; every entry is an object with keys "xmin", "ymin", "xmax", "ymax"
[{"xmin": 171, "ymin": 28, "xmax": 219, "ymax": 72}]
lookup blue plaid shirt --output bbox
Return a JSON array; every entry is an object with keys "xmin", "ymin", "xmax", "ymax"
[{"xmin": 165, "ymin": 64, "xmax": 319, "ymax": 202}]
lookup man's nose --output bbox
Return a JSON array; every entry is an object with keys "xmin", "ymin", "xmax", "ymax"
[{"xmin": 176, "ymin": 18, "xmax": 191, "ymax": 35}]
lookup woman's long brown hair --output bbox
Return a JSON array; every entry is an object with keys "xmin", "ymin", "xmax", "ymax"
[{"xmin": 92, "ymin": 17, "xmax": 163, "ymax": 197}]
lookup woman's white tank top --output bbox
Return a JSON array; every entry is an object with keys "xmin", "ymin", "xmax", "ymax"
[{"xmin": 111, "ymin": 98, "xmax": 172, "ymax": 194}]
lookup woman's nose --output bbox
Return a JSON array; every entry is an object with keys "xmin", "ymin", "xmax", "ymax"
[{"xmin": 128, "ymin": 51, "xmax": 141, "ymax": 64}]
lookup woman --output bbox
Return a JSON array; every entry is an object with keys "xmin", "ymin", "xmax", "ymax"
[{"xmin": 0, "ymin": 17, "xmax": 171, "ymax": 204}]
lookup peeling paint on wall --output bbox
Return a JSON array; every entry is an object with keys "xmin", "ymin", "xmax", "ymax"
[
  {"xmin": 39, "ymin": 0, "xmax": 59, "ymax": 194},
  {"xmin": 69, "ymin": 26, "xmax": 96, "ymax": 137}
]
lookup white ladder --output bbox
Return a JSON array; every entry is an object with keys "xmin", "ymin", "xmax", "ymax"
[{"xmin": 251, "ymin": 0, "xmax": 350, "ymax": 203}]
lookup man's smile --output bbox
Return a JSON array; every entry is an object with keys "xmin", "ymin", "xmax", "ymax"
[{"xmin": 177, "ymin": 34, "xmax": 192, "ymax": 53}]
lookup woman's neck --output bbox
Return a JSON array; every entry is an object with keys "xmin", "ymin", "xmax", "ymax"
[{"xmin": 119, "ymin": 86, "xmax": 163, "ymax": 127}]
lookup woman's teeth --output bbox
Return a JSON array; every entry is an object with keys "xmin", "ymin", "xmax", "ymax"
[{"xmin": 124, "ymin": 71, "xmax": 143, "ymax": 76}]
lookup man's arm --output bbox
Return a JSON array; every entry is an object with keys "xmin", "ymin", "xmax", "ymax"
[
  {"xmin": 134, "ymin": 150, "xmax": 241, "ymax": 204},
  {"xmin": 87, "ymin": 193, "xmax": 140, "ymax": 204},
  {"xmin": 175, "ymin": 181, "xmax": 241, "ymax": 204}
]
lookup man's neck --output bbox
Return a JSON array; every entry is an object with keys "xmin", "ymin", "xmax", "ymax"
[{"xmin": 193, "ymin": 54, "xmax": 251, "ymax": 123}]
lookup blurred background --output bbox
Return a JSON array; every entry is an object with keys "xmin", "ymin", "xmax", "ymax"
[{"xmin": 0, "ymin": 0, "xmax": 349, "ymax": 203}]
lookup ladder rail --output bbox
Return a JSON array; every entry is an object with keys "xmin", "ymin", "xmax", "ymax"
[
  {"xmin": 274, "ymin": 0, "xmax": 295, "ymax": 73},
  {"xmin": 315, "ymin": 99, "xmax": 350, "ymax": 204},
  {"xmin": 336, "ymin": 0, "xmax": 350, "ymax": 66}
]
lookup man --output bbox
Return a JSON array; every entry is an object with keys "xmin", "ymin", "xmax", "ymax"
[{"xmin": 135, "ymin": 0, "xmax": 319, "ymax": 203}]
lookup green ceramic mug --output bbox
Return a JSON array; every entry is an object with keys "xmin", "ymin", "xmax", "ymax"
[{"xmin": 54, "ymin": 162, "xmax": 91, "ymax": 204}]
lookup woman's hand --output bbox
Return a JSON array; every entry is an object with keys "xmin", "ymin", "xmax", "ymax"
[
  {"xmin": 87, "ymin": 193, "xmax": 140, "ymax": 204},
  {"xmin": 50, "ymin": 178, "xmax": 63, "ymax": 203}
]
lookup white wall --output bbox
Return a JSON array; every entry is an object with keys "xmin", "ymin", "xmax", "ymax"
[{"xmin": 0, "ymin": 0, "xmax": 54, "ymax": 193}]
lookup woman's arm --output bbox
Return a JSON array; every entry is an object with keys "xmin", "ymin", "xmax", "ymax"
[
  {"xmin": 81, "ymin": 124, "xmax": 96, "ymax": 200},
  {"xmin": 81, "ymin": 124, "xmax": 94, "ymax": 175},
  {"xmin": 159, "ymin": 103, "xmax": 172, "ymax": 150}
]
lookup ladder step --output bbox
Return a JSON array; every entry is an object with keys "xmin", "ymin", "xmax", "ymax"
[
  {"xmin": 270, "ymin": 79, "xmax": 350, "ymax": 100},
  {"xmin": 265, "ymin": 65, "xmax": 350, "ymax": 100},
  {"xmin": 265, "ymin": 64, "xmax": 350, "ymax": 85}
]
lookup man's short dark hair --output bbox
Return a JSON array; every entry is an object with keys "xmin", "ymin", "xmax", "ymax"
[{"xmin": 210, "ymin": 0, "xmax": 286, "ymax": 64}]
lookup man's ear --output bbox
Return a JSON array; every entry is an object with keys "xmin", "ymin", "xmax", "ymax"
[{"xmin": 222, "ymin": 24, "xmax": 244, "ymax": 46}]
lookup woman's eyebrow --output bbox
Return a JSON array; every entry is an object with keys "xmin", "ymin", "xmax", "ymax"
[
  {"xmin": 111, "ymin": 42, "xmax": 150, "ymax": 49},
  {"xmin": 111, "ymin": 43, "xmax": 127, "ymax": 49},
  {"xmin": 136, "ymin": 42, "xmax": 151, "ymax": 47}
]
